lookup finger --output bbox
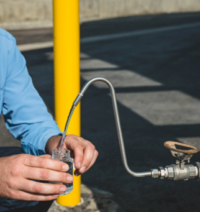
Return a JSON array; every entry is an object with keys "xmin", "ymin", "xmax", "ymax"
[
  {"xmin": 39, "ymin": 155, "xmax": 51, "ymax": 159},
  {"xmin": 12, "ymin": 190, "xmax": 60, "ymax": 201},
  {"xmin": 65, "ymin": 136, "xmax": 84, "ymax": 169},
  {"xmin": 86, "ymin": 150, "xmax": 99, "ymax": 171},
  {"xmin": 24, "ymin": 155, "xmax": 69, "ymax": 172},
  {"xmin": 73, "ymin": 145, "xmax": 84, "ymax": 169},
  {"xmin": 75, "ymin": 150, "xmax": 98, "ymax": 176},
  {"xmin": 24, "ymin": 167, "xmax": 73, "ymax": 183},
  {"xmin": 78, "ymin": 142, "xmax": 96, "ymax": 174},
  {"xmin": 19, "ymin": 179, "xmax": 67, "ymax": 195}
]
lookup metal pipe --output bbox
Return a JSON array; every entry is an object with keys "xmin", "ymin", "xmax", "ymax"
[{"xmin": 74, "ymin": 77, "xmax": 151, "ymax": 177}]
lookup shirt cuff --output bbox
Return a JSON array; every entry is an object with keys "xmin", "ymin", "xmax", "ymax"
[{"xmin": 21, "ymin": 123, "xmax": 62, "ymax": 156}]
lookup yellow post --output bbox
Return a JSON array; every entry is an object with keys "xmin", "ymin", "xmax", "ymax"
[{"xmin": 53, "ymin": 0, "xmax": 81, "ymax": 207}]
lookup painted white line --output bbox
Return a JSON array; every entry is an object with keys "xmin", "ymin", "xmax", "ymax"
[
  {"xmin": 18, "ymin": 22, "xmax": 200, "ymax": 52},
  {"xmin": 18, "ymin": 41, "xmax": 53, "ymax": 52},
  {"xmin": 81, "ymin": 22, "xmax": 200, "ymax": 43}
]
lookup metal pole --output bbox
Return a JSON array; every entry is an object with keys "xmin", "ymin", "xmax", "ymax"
[{"xmin": 53, "ymin": 0, "xmax": 81, "ymax": 207}]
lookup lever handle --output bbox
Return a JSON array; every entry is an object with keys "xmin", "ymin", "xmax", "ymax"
[{"xmin": 164, "ymin": 141, "xmax": 199, "ymax": 155}]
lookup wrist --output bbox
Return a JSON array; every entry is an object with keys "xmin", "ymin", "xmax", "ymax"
[{"xmin": 45, "ymin": 135, "xmax": 62, "ymax": 155}]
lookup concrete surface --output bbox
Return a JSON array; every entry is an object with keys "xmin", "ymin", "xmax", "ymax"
[
  {"xmin": 48, "ymin": 185, "xmax": 118, "ymax": 212},
  {"xmin": 1, "ymin": 12, "xmax": 200, "ymax": 211},
  {"xmin": 1, "ymin": 0, "xmax": 200, "ymax": 29}
]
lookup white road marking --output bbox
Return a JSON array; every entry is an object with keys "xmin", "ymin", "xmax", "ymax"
[
  {"xmin": 116, "ymin": 90, "xmax": 200, "ymax": 125},
  {"xmin": 18, "ymin": 22, "xmax": 200, "ymax": 52},
  {"xmin": 18, "ymin": 41, "xmax": 53, "ymax": 52},
  {"xmin": 81, "ymin": 22, "xmax": 200, "ymax": 43},
  {"xmin": 82, "ymin": 70, "xmax": 161, "ymax": 88}
]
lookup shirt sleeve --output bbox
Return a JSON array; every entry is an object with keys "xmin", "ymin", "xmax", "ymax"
[{"xmin": 3, "ymin": 38, "xmax": 62, "ymax": 156}]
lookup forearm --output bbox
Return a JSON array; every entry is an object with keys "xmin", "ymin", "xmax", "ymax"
[{"xmin": 45, "ymin": 135, "xmax": 62, "ymax": 155}]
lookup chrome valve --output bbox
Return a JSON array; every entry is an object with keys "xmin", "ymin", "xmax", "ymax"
[{"xmin": 151, "ymin": 141, "xmax": 200, "ymax": 181}]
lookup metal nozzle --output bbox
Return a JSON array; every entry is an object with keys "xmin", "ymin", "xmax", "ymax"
[{"xmin": 73, "ymin": 93, "xmax": 83, "ymax": 106}]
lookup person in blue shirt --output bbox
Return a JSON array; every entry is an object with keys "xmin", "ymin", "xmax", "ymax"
[{"xmin": 0, "ymin": 28, "xmax": 98, "ymax": 212}]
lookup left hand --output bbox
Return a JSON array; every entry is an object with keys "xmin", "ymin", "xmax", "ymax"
[{"xmin": 45, "ymin": 135, "xmax": 98, "ymax": 176}]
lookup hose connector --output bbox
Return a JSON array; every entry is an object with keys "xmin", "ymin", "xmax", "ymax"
[{"xmin": 73, "ymin": 93, "xmax": 83, "ymax": 106}]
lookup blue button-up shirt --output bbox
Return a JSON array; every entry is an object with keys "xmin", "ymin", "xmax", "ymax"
[{"xmin": 0, "ymin": 28, "xmax": 61, "ymax": 155}]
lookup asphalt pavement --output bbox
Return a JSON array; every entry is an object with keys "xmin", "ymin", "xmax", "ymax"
[{"xmin": 1, "ymin": 12, "xmax": 200, "ymax": 212}]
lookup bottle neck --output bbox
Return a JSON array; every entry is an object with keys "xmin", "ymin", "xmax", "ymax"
[{"xmin": 52, "ymin": 149, "xmax": 70, "ymax": 160}]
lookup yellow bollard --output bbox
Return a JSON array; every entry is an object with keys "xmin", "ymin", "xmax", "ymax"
[
  {"xmin": 53, "ymin": 0, "xmax": 81, "ymax": 207},
  {"xmin": 56, "ymin": 170, "xmax": 81, "ymax": 206}
]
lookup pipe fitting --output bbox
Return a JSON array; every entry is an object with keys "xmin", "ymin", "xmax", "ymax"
[
  {"xmin": 159, "ymin": 164, "xmax": 199, "ymax": 181},
  {"xmin": 151, "ymin": 169, "xmax": 160, "ymax": 178},
  {"xmin": 188, "ymin": 165, "xmax": 198, "ymax": 179},
  {"xmin": 73, "ymin": 93, "xmax": 83, "ymax": 106},
  {"xmin": 195, "ymin": 162, "xmax": 200, "ymax": 180},
  {"xmin": 166, "ymin": 165, "xmax": 174, "ymax": 180},
  {"xmin": 159, "ymin": 167, "xmax": 166, "ymax": 179}
]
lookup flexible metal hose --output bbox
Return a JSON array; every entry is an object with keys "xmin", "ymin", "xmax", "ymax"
[{"xmin": 73, "ymin": 77, "xmax": 151, "ymax": 177}]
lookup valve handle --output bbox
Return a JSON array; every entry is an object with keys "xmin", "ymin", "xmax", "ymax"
[{"xmin": 164, "ymin": 141, "xmax": 199, "ymax": 155}]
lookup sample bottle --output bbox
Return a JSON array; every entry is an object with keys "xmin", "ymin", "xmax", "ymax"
[{"xmin": 51, "ymin": 149, "xmax": 74, "ymax": 195}]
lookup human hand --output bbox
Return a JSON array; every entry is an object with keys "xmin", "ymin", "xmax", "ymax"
[
  {"xmin": 45, "ymin": 135, "xmax": 98, "ymax": 176},
  {"xmin": 0, "ymin": 154, "xmax": 73, "ymax": 201}
]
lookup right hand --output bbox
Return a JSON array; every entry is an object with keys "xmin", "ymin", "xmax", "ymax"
[{"xmin": 0, "ymin": 154, "xmax": 73, "ymax": 201}]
